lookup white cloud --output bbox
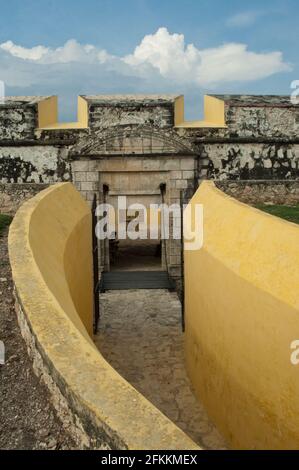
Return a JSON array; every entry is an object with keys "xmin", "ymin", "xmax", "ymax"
[
  {"xmin": 0, "ymin": 38, "xmax": 113, "ymax": 64},
  {"xmin": 124, "ymin": 27, "xmax": 291, "ymax": 85},
  {"xmin": 0, "ymin": 40, "xmax": 49, "ymax": 61},
  {"xmin": 226, "ymin": 11, "xmax": 261, "ymax": 28},
  {"xmin": 0, "ymin": 27, "xmax": 291, "ymax": 95},
  {"xmin": 198, "ymin": 43, "xmax": 291, "ymax": 85},
  {"xmin": 124, "ymin": 27, "xmax": 201, "ymax": 82}
]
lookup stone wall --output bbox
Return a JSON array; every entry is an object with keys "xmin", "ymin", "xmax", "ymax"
[
  {"xmin": 216, "ymin": 180, "xmax": 299, "ymax": 206},
  {"xmin": 180, "ymin": 97, "xmax": 299, "ymax": 185},
  {"xmin": 72, "ymin": 154, "xmax": 196, "ymax": 288},
  {"xmin": 202, "ymin": 143, "xmax": 299, "ymax": 180},
  {"xmin": 86, "ymin": 95, "xmax": 176, "ymax": 131},
  {"xmin": 0, "ymin": 183, "xmax": 49, "ymax": 215},
  {"xmin": 0, "ymin": 146, "xmax": 71, "ymax": 184},
  {"xmin": 1, "ymin": 93, "xmax": 299, "ymax": 214},
  {"xmin": 222, "ymin": 96, "xmax": 299, "ymax": 138},
  {"xmin": 0, "ymin": 99, "xmax": 37, "ymax": 141}
]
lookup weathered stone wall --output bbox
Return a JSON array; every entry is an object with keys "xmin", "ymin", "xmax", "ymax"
[
  {"xmin": 0, "ymin": 146, "xmax": 72, "ymax": 184},
  {"xmin": 201, "ymin": 143, "xmax": 299, "ymax": 180},
  {"xmin": 87, "ymin": 95, "xmax": 176, "ymax": 131},
  {"xmin": 216, "ymin": 180, "xmax": 299, "ymax": 206},
  {"xmin": 1, "ymin": 94, "xmax": 299, "ymax": 214},
  {"xmin": 0, "ymin": 102, "xmax": 37, "ymax": 141},
  {"xmin": 0, "ymin": 98, "xmax": 81, "ymax": 212},
  {"xmin": 0, "ymin": 183, "xmax": 49, "ymax": 215},
  {"xmin": 0, "ymin": 143, "xmax": 72, "ymax": 214},
  {"xmin": 225, "ymin": 105, "xmax": 298, "ymax": 139},
  {"xmin": 221, "ymin": 96, "xmax": 299, "ymax": 138},
  {"xmin": 181, "ymin": 96, "xmax": 299, "ymax": 183}
]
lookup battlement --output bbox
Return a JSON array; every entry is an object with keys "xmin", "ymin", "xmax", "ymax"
[
  {"xmin": 37, "ymin": 94, "xmax": 227, "ymax": 130},
  {"xmin": 37, "ymin": 96, "xmax": 89, "ymax": 129},
  {"xmin": 211, "ymin": 95, "xmax": 299, "ymax": 107},
  {"xmin": 2, "ymin": 93, "xmax": 298, "ymax": 135},
  {"xmin": 0, "ymin": 94, "xmax": 228, "ymax": 131}
]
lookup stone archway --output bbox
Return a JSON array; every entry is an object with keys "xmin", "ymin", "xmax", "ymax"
[
  {"xmin": 70, "ymin": 124, "xmax": 198, "ymax": 290},
  {"xmin": 69, "ymin": 124, "xmax": 197, "ymax": 158}
]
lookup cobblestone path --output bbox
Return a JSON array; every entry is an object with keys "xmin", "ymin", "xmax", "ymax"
[{"xmin": 95, "ymin": 289, "xmax": 227, "ymax": 449}]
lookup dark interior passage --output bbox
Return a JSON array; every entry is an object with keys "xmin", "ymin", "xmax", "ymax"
[{"xmin": 109, "ymin": 239, "xmax": 162, "ymax": 272}]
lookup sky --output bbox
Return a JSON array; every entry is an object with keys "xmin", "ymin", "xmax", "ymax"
[{"xmin": 0, "ymin": 0, "xmax": 297, "ymax": 120}]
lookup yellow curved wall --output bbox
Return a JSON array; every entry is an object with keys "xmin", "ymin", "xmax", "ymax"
[
  {"xmin": 28, "ymin": 183, "xmax": 93, "ymax": 337},
  {"xmin": 9, "ymin": 182, "xmax": 198, "ymax": 450},
  {"xmin": 185, "ymin": 181, "xmax": 299, "ymax": 450}
]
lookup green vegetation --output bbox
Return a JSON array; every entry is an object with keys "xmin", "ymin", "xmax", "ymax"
[
  {"xmin": 255, "ymin": 204, "xmax": 299, "ymax": 225},
  {"xmin": 0, "ymin": 214, "xmax": 12, "ymax": 236}
]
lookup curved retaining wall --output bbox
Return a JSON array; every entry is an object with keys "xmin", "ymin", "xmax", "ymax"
[
  {"xmin": 9, "ymin": 183, "xmax": 198, "ymax": 450},
  {"xmin": 184, "ymin": 181, "xmax": 299, "ymax": 450}
]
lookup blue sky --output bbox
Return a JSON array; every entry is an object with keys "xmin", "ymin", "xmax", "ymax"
[{"xmin": 0, "ymin": 0, "xmax": 297, "ymax": 120}]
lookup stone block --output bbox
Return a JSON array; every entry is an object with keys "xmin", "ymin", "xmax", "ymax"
[
  {"xmin": 169, "ymin": 255, "xmax": 181, "ymax": 266},
  {"xmin": 127, "ymin": 159, "xmax": 143, "ymax": 171},
  {"xmin": 180, "ymin": 159, "xmax": 195, "ymax": 170},
  {"xmin": 169, "ymin": 190, "xmax": 181, "ymax": 201},
  {"xmin": 74, "ymin": 172, "xmax": 87, "ymax": 182},
  {"xmin": 86, "ymin": 172, "xmax": 99, "ymax": 182},
  {"xmin": 142, "ymin": 159, "xmax": 162, "ymax": 171},
  {"xmin": 71, "ymin": 160, "xmax": 90, "ymax": 171},
  {"xmin": 170, "ymin": 171, "xmax": 182, "ymax": 179},
  {"xmin": 81, "ymin": 182, "xmax": 97, "ymax": 191},
  {"xmin": 163, "ymin": 159, "xmax": 181, "ymax": 170},
  {"xmin": 182, "ymin": 170, "xmax": 194, "ymax": 179},
  {"xmin": 88, "ymin": 160, "xmax": 102, "ymax": 171},
  {"xmin": 176, "ymin": 180, "xmax": 188, "ymax": 189},
  {"xmin": 105, "ymin": 158, "xmax": 127, "ymax": 171}
]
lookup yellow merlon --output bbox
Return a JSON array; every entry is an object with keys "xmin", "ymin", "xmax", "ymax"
[
  {"xmin": 174, "ymin": 95, "xmax": 226, "ymax": 128},
  {"xmin": 38, "ymin": 96, "xmax": 89, "ymax": 129}
]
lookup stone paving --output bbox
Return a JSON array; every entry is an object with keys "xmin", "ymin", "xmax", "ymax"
[{"xmin": 95, "ymin": 289, "xmax": 227, "ymax": 449}]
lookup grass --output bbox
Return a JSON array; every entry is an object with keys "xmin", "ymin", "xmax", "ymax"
[
  {"xmin": 255, "ymin": 204, "xmax": 299, "ymax": 225},
  {"xmin": 0, "ymin": 214, "xmax": 12, "ymax": 236}
]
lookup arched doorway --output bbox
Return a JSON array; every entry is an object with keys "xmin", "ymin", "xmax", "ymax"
[{"xmin": 70, "ymin": 124, "xmax": 198, "ymax": 291}]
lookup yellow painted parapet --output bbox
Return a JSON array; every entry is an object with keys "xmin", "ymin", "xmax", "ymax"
[
  {"xmin": 9, "ymin": 183, "xmax": 198, "ymax": 450},
  {"xmin": 37, "ymin": 96, "xmax": 59, "ymax": 129},
  {"xmin": 37, "ymin": 94, "xmax": 225, "ymax": 130},
  {"xmin": 175, "ymin": 95, "xmax": 226, "ymax": 128},
  {"xmin": 38, "ymin": 96, "xmax": 88, "ymax": 129},
  {"xmin": 184, "ymin": 181, "xmax": 299, "ymax": 449}
]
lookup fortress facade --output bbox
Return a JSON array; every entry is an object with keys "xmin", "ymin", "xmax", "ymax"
[{"xmin": 1, "ymin": 94, "xmax": 299, "ymax": 286}]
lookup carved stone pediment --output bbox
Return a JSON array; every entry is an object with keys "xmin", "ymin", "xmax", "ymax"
[{"xmin": 70, "ymin": 125, "xmax": 196, "ymax": 157}]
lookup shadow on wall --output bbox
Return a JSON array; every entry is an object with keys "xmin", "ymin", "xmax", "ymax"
[{"xmin": 184, "ymin": 181, "xmax": 299, "ymax": 450}]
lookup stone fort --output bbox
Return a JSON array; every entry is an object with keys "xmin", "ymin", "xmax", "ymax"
[
  {"xmin": 5, "ymin": 93, "xmax": 299, "ymax": 450},
  {"xmin": 1, "ymin": 94, "xmax": 299, "ymax": 289}
]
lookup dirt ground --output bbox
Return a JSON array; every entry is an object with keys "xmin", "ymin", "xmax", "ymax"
[{"xmin": 0, "ymin": 227, "xmax": 77, "ymax": 450}]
